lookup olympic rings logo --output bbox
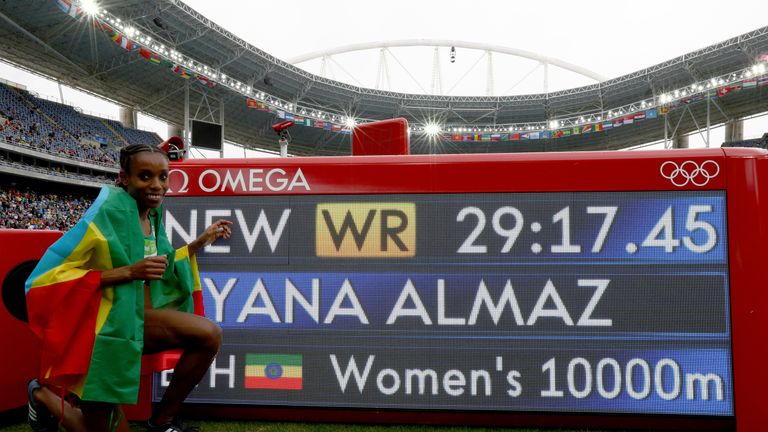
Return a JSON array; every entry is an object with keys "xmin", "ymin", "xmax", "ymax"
[{"xmin": 660, "ymin": 160, "xmax": 720, "ymax": 187}]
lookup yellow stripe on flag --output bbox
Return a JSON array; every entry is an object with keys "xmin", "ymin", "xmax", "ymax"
[
  {"xmin": 174, "ymin": 245, "xmax": 189, "ymax": 261},
  {"xmin": 88, "ymin": 224, "xmax": 115, "ymax": 334},
  {"xmin": 175, "ymin": 246, "xmax": 202, "ymax": 294},
  {"xmin": 33, "ymin": 223, "xmax": 112, "ymax": 288},
  {"xmin": 94, "ymin": 286, "xmax": 115, "ymax": 335}
]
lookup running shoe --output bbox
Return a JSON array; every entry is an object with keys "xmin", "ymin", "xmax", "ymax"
[
  {"xmin": 27, "ymin": 379, "xmax": 57, "ymax": 432},
  {"xmin": 146, "ymin": 418, "xmax": 199, "ymax": 432}
]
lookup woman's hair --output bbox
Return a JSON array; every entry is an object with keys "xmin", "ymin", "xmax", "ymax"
[
  {"xmin": 118, "ymin": 144, "xmax": 168, "ymax": 173},
  {"xmin": 116, "ymin": 144, "xmax": 169, "ymax": 189}
]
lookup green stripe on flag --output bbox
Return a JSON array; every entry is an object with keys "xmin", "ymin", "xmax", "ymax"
[{"xmin": 246, "ymin": 353, "xmax": 302, "ymax": 367}]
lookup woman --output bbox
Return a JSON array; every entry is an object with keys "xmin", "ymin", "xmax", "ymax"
[{"xmin": 25, "ymin": 144, "xmax": 232, "ymax": 432}]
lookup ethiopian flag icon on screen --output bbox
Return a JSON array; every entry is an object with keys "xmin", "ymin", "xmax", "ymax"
[{"xmin": 245, "ymin": 354, "xmax": 303, "ymax": 390}]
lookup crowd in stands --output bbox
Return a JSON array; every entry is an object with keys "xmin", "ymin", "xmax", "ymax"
[
  {"xmin": 0, "ymin": 82, "xmax": 165, "ymax": 231},
  {"xmin": 0, "ymin": 82, "xmax": 161, "ymax": 169},
  {"xmin": 0, "ymin": 154, "xmax": 115, "ymax": 184},
  {"xmin": 31, "ymin": 95, "xmax": 121, "ymax": 163},
  {"xmin": 0, "ymin": 186, "xmax": 94, "ymax": 230}
]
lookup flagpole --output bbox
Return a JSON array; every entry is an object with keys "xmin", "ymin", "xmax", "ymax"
[
  {"xmin": 57, "ymin": 79, "xmax": 65, "ymax": 104},
  {"xmin": 220, "ymin": 97, "xmax": 225, "ymax": 159},
  {"xmin": 184, "ymin": 80, "xmax": 191, "ymax": 155},
  {"xmin": 706, "ymin": 91, "xmax": 711, "ymax": 148}
]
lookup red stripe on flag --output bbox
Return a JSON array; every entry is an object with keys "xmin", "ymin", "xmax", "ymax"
[
  {"xmin": 26, "ymin": 271, "xmax": 101, "ymax": 377},
  {"xmin": 245, "ymin": 376, "xmax": 302, "ymax": 390},
  {"xmin": 192, "ymin": 290, "xmax": 205, "ymax": 316}
]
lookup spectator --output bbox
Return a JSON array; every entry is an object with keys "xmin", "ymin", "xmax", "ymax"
[{"xmin": 0, "ymin": 186, "xmax": 95, "ymax": 231}]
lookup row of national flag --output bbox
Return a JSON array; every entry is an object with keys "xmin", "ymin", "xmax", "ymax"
[
  {"xmin": 56, "ymin": 0, "xmax": 82, "ymax": 19},
  {"xmin": 443, "ymin": 106, "xmax": 655, "ymax": 142},
  {"xmin": 448, "ymin": 74, "xmax": 768, "ymax": 142},
  {"xmin": 245, "ymin": 97, "xmax": 660, "ymax": 140},
  {"xmin": 661, "ymin": 76, "xmax": 768, "ymax": 111},
  {"xmin": 452, "ymin": 131, "xmax": 551, "ymax": 141},
  {"xmin": 448, "ymin": 107, "xmax": 656, "ymax": 141},
  {"xmin": 551, "ymin": 108, "xmax": 659, "ymax": 139},
  {"xmin": 247, "ymin": 98, "xmax": 352, "ymax": 134},
  {"xmin": 80, "ymin": 13, "xmax": 219, "ymax": 89},
  {"xmin": 241, "ymin": 70, "xmax": 766, "ymax": 142}
]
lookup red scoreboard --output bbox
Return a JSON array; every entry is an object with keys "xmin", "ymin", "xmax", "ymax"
[{"xmin": 157, "ymin": 147, "xmax": 767, "ymax": 431}]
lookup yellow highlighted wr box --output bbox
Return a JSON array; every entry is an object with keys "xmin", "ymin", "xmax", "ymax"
[{"xmin": 316, "ymin": 203, "xmax": 416, "ymax": 257}]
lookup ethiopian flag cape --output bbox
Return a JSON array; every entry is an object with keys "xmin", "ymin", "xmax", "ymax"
[{"xmin": 25, "ymin": 185, "xmax": 204, "ymax": 404}]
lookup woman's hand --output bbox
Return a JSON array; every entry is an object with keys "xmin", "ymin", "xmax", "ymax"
[
  {"xmin": 188, "ymin": 219, "xmax": 232, "ymax": 256},
  {"xmin": 129, "ymin": 256, "xmax": 168, "ymax": 280},
  {"xmin": 100, "ymin": 256, "xmax": 168, "ymax": 287}
]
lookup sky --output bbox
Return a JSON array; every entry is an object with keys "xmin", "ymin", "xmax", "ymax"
[
  {"xmin": 1, "ymin": 0, "xmax": 767, "ymax": 154},
  {"xmin": 180, "ymin": 0, "xmax": 768, "ymax": 95}
]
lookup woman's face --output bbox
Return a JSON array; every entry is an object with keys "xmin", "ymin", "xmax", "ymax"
[{"xmin": 119, "ymin": 152, "xmax": 169, "ymax": 210}]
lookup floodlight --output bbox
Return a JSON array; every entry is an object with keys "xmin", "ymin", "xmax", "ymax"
[
  {"xmin": 80, "ymin": 0, "xmax": 99, "ymax": 15},
  {"xmin": 424, "ymin": 123, "xmax": 440, "ymax": 136}
]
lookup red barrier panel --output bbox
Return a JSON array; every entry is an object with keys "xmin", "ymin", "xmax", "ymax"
[
  {"xmin": 0, "ymin": 229, "xmax": 61, "ymax": 413},
  {"xmin": 352, "ymin": 117, "xmax": 409, "ymax": 155},
  {"xmin": 0, "ymin": 229, "xmax": 154, "ymax": 420}
]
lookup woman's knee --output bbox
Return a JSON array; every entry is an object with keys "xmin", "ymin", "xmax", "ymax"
[
  {"xmin": 198, "ymin": 318, "xmax": 222, "ymax": 354},
  {"xmin": 145, "ymin": 310, "xmax": 222, "ymax": 354}
]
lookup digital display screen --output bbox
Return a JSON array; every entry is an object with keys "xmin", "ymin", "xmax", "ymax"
[
  {"xmin": 191, "ymin": 120, "xmax": 223, "ymax": 151},
  {"xmin": 156, "ymin": 190, "xmax": 732, "ymax": 416}
]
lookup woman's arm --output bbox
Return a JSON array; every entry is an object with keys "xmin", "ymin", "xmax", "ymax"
[
  {"xmin": 98, "ymin": 219, "xmax": 232, "ymax": 288},
  {"xmin": 187, "ymin": 219, "xmax": 232, "ymax": 257},
  {"xmin": 99, "ymin": 256, "xmax": 169, "ymax": 287}
]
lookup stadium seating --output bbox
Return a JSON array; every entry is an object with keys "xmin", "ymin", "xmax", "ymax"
[
  {"xmin": 0, "ymin": 80, "xmax": 163, "ymax": 231},
  {"xmin": 106, "ymin": 119, "xmax": 162, "ymax": 145},
  {"xmin": 0, "ymin": 82, "xmax": 162, "ymax": 168},
  {"xmin": 0, "ymin": 83, "xmax": 81, "ymax": 155}
]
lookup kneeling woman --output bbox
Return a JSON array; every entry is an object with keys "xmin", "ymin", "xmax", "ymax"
[{"xmin": 25, "ymin": 144, "xmax": 232, "ymax": 432}]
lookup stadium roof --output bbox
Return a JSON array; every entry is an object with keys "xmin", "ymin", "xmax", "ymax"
[{"xmin": 0, "ymin": 0, "xmax": 767, "ymax": 155}]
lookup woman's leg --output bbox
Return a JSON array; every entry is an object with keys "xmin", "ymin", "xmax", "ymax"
[
  {"xmin": 143, "ymin": 309, "xmax": 222, "ymax": 425},
  {"xmin": 30, "ymin": 385, "xmax": 85, "ymax": 432},
  {"xmin": 80, "ymin": 402, "xmax": 129, "ymax": 432}
]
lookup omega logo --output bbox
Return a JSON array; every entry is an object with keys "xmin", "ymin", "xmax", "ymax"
[
  {"xmin": 168, "ymin": 168, "xmax": 189, "ymax": 193},
  {"xmin": 167, "ymin": 168, "xmax": 310, "ymax": 194}
]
